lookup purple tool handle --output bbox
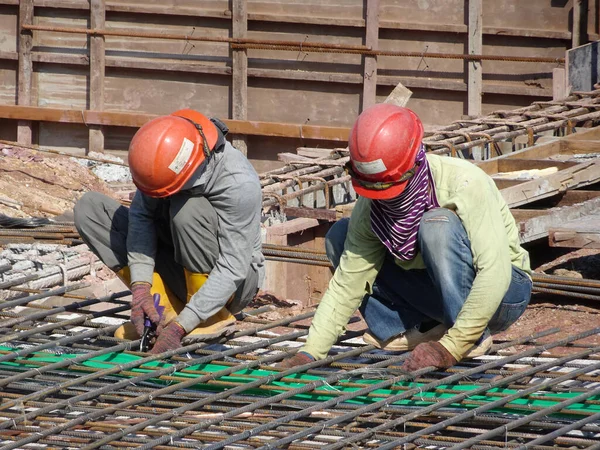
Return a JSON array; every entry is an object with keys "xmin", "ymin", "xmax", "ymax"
[{"xmin": 144, "ymin": 293, "xmax": 163, "ymax": 327}]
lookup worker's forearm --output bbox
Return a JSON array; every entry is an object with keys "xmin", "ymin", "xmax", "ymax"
[
  {"xmin": 126, "ymin": 192, "xmax": 158, "ymax": 284},
  {"xmin": 439, "ymin": 264, "xmax": 511, "ymax": 360}
]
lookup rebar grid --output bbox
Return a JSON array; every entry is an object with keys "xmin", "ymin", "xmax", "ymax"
[
  {"xmin": 0, "ymin": 282, "xmax": 597, "ymax": 450},
  {"xmin": 0, "ymin": 242, "xmax": 599, "ymax": 450}
]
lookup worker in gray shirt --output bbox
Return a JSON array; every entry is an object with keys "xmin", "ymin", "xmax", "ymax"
[{"xmin": 74, "ymin": 109, "xmax": 264, "ymax": 354}]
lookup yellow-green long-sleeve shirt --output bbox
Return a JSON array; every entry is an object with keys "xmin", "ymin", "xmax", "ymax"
[{"xmin": 301, "ymin": 154, "xmax": 531, "ymax": 361}]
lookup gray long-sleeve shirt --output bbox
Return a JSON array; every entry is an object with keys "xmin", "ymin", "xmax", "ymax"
[{"xmin": 126, "ymin": 141, "xmax": 265, "ymax": 331}]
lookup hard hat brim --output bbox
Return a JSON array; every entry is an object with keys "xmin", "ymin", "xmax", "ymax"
[{"xmin": 351, "ymin": 178, "xmax": 408, "ymax": 200}]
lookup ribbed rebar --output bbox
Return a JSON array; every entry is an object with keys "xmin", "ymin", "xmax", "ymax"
[
  {"xmin": 0, "ymin": 281, "xmax": 89, "ymax": 310},
  {"xmin": 232, "ymin": 330, "xmax": 600, "ymax": 450},
  {"xmin": 0, "ymin": 290, "xmax": 130, "ymax": 329},
  {"xmin": 0, "ymin": 311, "xmax": 316, "ymax": 419},
  {"xmin": 0, "ymin": 314, "xmax": 329, "ymax": 450}
]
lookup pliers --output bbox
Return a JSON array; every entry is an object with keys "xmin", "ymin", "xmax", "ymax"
[{"xmin": 140, "ymin": 293, "xmax": 164, "ymax": 352}]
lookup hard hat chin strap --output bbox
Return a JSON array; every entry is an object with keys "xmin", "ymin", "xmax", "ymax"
[{"xmin": 175, "ymin": 116, "xmax": 213, "ymax": 160}]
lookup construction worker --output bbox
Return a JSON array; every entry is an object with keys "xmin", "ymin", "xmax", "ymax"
[
  {"xmin": 279, "ymin": 104, "xmax": 532, "ymax": 371},
  {"xmin": 74, "ymin": 109, "xmax": 264, "ymax": 354}
]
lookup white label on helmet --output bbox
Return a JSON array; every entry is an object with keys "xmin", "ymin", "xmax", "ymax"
[
  {"xmin": 168, "ymin": 137, "xmax": 194, "ymax": 174},
  {"xmin": 354, "ymin": 159, "xmax": 387, "ymax": 175}
]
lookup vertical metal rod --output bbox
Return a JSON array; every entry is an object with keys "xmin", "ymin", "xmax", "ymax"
[{"xmin": 468, "ymin": 0, "xmax": 483, "ymax": 117}]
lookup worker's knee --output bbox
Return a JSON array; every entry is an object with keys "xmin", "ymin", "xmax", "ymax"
[
  {"xmin": 419, "ymin": 208, "xmax": 468, "ymax": 257},
  {"xmin": 171, "ymin": 196, "xmax": 218, "ymax": 237},
  {"xmin": 74, "ymin": 191, "xmax": 107, "ymax": 231},
  {"xmin": 325, "ymin": 218, "xmax": 349, "ymax": 269}
]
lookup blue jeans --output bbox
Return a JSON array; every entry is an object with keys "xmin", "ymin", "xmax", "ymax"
[{"xmin": 326, "ymin": 209, "xmax": 532, "ymax": 341}]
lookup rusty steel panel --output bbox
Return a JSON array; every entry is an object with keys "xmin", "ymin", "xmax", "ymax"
[
  {"xmin": 35, "ymin": 9, "xmax": 88, "ymax": 50},
  {"xmin": 247, "ymin": 22, "xmax": 364, "ymax": 66},
  {"xmin": 379, "ymin": 88, "xmax": 465, "ymax": 128},
  {"xmin": 0, "ymin": 0, "xmax": 595, "ymax": 156},
  {"xmin": 39, "ymin": 122, "xmax": 88, "ymax": 153},
  {"xmin": 378, "ymin": 29, "xmax": 465, "ymax": 79}
]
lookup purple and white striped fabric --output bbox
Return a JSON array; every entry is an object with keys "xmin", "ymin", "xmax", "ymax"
[{"xmin": 370, "ymin": 146, "xmax": 439, "ymax": 261}]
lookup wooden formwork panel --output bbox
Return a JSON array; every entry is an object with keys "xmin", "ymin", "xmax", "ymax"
[
  {"xmin": 0, "ymin": 0, "xmax": 597, "ymax": 155},
  {"xmin": 0, "ymin": 5, "xmax": 17, "ymax": 53}
]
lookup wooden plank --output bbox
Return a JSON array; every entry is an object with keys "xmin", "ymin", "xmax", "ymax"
[
  {"xmin": 0, "ymin": 104, "xmax": 351, "ymax": 141},
  {"xmin": 467, "ymin": 0, "xmax": 483, "ymax": 117},
  {"xmin": 265, "ymin": 218, "xmax": 320, "ymax": 237},
  {"xmin": 510, "ymin": 209, "xmax": 549, "ymax": 222},
  {"xmin": 383, "ymin": 81, "xmax": 412, "ymax": 107},
  {"xmin": 549, "ymin": 215, "xmax": 600, "ymax": 248},
  {"xmin": 493, "ymin": 179, "xmax": 526, "ymax": 190},
  {"xmin": 515, "ymin": 197, "xmax": 600, "ymax": 243},
  {"xmin": 496, "ymin": 159, "xmax": 577, "ymax": 173},
  {"xmin": 17, "ymin": 0, "xmax": 33, "ymax": 145},
  {"xmin": 283, "ymin": 206, "xmax": 337, "ymax": 221},
  {"xmin": 551, "ymin": 190, "xmax": 600, "ymax": 206},
  {"xmin": 361, "ymin": 0, "xmax": 379, "ymax": 111},
  {"xmin": 572, "ymin": 0, "xmax": 584, "ymax": 48},
  {"xmin": 88, "ymin": 0, "xmax": 105, "ymax": 155},
  {"xmin": 501, "ymin": 160, "xmax": 600, "ymax": 208},
  {"xmin": 231, "ymin": 0, "xmax": 248, "ymax": 156},
  {"xmin": 296, "ymin": 147, "xmax": 338, "ymax": 158},
  {"xmin": 552, "ymin": 67, "xmax": 566, "ymax": 100},
  {"xmin": 561, "ymin": 140, "xmax": 600, "ymax": 154}
]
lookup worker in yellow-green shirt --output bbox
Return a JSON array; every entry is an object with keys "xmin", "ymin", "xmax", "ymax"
[{"xmin": 278, "ymin": 104, "xmax": 532, "ymax": 372}]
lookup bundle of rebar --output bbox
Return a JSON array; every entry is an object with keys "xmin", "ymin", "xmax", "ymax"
[{"xmin": 0, "ymin": 242, "xmax": 102, "ymax": 300}]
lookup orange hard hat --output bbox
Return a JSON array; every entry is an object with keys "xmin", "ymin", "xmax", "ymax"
[
  {"xmin": 128, "ymin": 109, "xmax": 219, "ymax": 198},
  {"xmin": 348, "ymin": 104, "xmax": 424, "ymax": 200}
]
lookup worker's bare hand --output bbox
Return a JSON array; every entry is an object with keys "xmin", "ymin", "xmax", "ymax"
[
  {"xmin": 402, "ymin": 341, "xmax": 457, "ymax": 372},
  {"xmin": 275, "ymin": 351, "xmax": 315, "ymax": 369},
  {"xmin": 130, "ymin": 282, "xmax": 160, "ymax": 336},
  {"xmin": 150, "ymin": 321, "xmax": 186, "ymax": 354}
]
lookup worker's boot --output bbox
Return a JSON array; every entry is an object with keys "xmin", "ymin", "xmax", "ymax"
[
  {"xmin": 114, "ymin": 267, "xmax": 185, "ymax": 340},
  {"xmin": 362, "ymin": 322, "xmax": 447, "ymax": 352},
  {"xmin": 181, "ymin": 269, "xmax": 236, "ymax": 343}
]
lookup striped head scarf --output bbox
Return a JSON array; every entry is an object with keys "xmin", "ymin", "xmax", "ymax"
[{"xmin": 370, "ymin": 146, "xmax": 439, "ymax": 261}]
